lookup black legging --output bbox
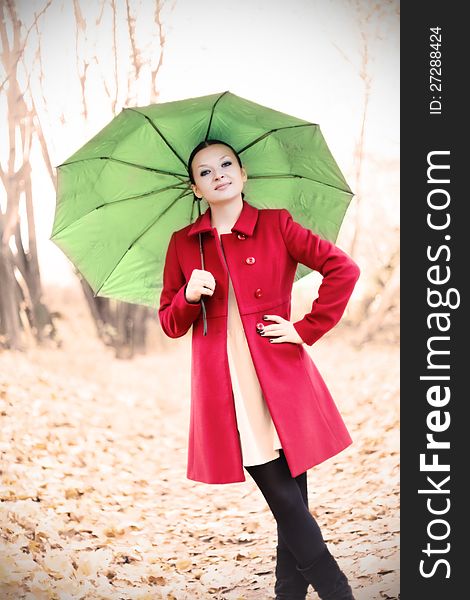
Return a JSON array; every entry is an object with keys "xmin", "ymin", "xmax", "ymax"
[{"xmin": 245, "ymin": 449, "xmax": 327, "ymax": 568}]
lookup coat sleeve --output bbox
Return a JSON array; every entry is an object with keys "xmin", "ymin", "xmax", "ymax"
[
  {"xmin": 158, "ymin": 231, "xmax": 202, "ymax": 338},
  {"xmin": 279, "ymin": 208, "xmax": 360, "ymax": 346}
]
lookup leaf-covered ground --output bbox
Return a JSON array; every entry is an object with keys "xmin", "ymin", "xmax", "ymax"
[{"xmin": 0, "ymin": 288, "xmax": 399, "ymax": 599}]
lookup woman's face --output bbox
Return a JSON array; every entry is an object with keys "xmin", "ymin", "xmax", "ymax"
[{"xmin": 190, "ymin": 144, "xmax": 247, "ymax": 205}]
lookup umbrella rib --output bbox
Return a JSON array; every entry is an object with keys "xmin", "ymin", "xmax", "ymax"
[
  {"xmin": 152, "ymin": 189, "xmax": 194, "ymax": 227},
  {"xmin": 58, "ymin": 156, "xmax": 188, "ymax": 180},
  {"xmin": 51, "ymin": 182, "xmax": 191, "ymax": 239},
  {"xmin": 237, "ymin": 123, "xmax": 318, "ymax": 154},
  {"xmin": 125, "ymin": 108, "xmax": 189, "ymax": 169},
  {"xmin": 93, "ymin": 189, "xmax": 193, "ymax": 298},
  {"xmin": 247, "ymin": 173, "xmax": 352, "ymax": 194},
  {"xmin": 204, "ymin": 91, "xmax": 230, "ymax": 140}
]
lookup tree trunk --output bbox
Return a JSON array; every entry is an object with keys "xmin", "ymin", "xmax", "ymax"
[
  {"xmin": 78, "ymin": 274, "xmax": 150, "ymax": 359},
  {"xmin": 0, "ymin": 242, "xmax": 24, "ymax": 351}
]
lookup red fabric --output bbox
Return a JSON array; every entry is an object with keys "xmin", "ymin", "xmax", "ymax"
[{"xmin": 159, "ymin": 200, "xmax": 360, "ymax": 484}]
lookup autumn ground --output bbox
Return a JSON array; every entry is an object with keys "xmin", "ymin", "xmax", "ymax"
[{"xmin": 0, "ymin": 285, "xmax": 399, "ymax": 600}]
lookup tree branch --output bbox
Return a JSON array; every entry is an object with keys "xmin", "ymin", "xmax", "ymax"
[{"xmin": 0, "ymin": 0, "xmax": 53, "ymax": 94}]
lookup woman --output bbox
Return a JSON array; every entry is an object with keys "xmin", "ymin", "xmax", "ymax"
[{"xmin": 159, "ymin": 139, "xmax": 360, "ymax": 600}]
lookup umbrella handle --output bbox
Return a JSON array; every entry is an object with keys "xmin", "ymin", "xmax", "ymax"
[
  {"xmin": 200, "ymin": 297, "xmax": 208, "ymax": 336},
  {"xmin": 197, "ymin": 203, "xmax": 208, "ymax": 336}
]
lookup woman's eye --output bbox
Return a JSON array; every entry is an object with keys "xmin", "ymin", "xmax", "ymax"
[
  {"xmin": 222, "ymin": 161, "xmax": 232, "ymax": 167},
  {"xmin": 200, "ymin": 169, "xmax": 210, "ymax": 176}
]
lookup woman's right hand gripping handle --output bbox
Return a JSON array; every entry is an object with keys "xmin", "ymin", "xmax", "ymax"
[
  {"xmin": 184, "ymin": 269, "xmax": 217, "ymax": 303},
  {"xmin": 159, "ymin": 231, "xmax": 217, "ymax": 338}
]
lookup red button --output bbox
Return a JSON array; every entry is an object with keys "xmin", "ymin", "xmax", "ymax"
[
  {"xmin": 254, "ymin": 288, "xmax": 263, "ymax": 298},
  {"xmin": 245, "ymin": 256, "xmax": 256, "ymax": 265},
  {"xmin": 256, "ymin": 322, "xmax": 265, "ymax": 332},
  {"xmin": 237, "ymin": 233, "xmax": 246, "ymax": 240}
]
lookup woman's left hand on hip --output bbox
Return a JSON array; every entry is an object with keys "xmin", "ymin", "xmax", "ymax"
[{"xmin": 261, "ymin": 315, "xmax": 304, "ymax": 344}]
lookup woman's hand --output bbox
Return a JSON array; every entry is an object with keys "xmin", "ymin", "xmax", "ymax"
[
  {"xmin": 185, "ymin": 269, "xmax": 216, "ymax": 303},
  {"xmin": 260, "ymin": 315, "xmax": 305, "ymax": 344}
]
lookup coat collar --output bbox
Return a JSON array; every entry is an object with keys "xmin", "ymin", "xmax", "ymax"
[{"xmin": 187, "ymin": 199, "xmax": 259, "ymax": 237}]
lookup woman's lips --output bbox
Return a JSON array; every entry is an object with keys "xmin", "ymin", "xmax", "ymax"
[{"xmin": 215, "ymin": 182, "xmax": 230, "ymax": 190}]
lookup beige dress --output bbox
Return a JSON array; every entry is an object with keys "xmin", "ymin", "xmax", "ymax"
[{"xmin": 218, "ymin": 231, "xmax": 283, "ymax": 467}]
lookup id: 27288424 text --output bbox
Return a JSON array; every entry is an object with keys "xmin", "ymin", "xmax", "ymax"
[{"xmin": 429, "ymin": 26, "xmax": 442, "ymax": 115}]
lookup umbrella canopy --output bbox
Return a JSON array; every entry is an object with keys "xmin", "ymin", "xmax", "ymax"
[{"xmin": 50, "ymin": 90, "xmax": 353, "ymax": 310}]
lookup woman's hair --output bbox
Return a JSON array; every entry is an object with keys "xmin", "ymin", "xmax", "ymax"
[{"xmin": 187, "ymin": 139, "xmax": 245, "ymax": 200}]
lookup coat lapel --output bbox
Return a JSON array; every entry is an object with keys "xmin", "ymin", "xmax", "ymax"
[{"xmin": 187, "ymin": 199, "xmax": 259, "ymax": 237}]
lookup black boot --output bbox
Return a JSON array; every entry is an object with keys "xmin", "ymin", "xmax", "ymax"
[
  {"xmin": 274, "ymin": 544, "xmax": 310, "ymax": 600},
  {"xmin": 295, "ymin": 548, "xmax": 355, "ymax": 600}
]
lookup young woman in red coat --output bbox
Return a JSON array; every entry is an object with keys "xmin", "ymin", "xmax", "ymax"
[{"xmin": 159, "ymin": 139, "xmax": 360, "ymax": 600}]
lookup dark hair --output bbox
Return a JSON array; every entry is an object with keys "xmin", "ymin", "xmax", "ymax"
[{"xmin": 187, "ymin": 139, "xmax": 244, "ymax": 197}]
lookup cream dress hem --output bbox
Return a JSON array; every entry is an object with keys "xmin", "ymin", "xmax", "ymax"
[{"xmin": 218, "ymin": 230, "xmax": 283, "ymax": 467}]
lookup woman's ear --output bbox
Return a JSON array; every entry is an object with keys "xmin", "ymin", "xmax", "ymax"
[
  {"xmin": 241, "ymin": 167, "xmax": 248, "ymax": 182},
  {"xmin": 191, "ymin": 183, "xmax": 202, "ymax": 199}
]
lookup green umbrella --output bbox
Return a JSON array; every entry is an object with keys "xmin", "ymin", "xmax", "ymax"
[{"xmin": 50, "ymin": 90, "xmax": 353, "ymax": 324}]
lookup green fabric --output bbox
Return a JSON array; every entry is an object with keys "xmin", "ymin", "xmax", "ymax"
[{"xmin": 51, "ymin": 91, "xmax": 353, "ymax": 310}]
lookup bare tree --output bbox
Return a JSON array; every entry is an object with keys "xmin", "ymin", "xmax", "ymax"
[
  {"xmin": 150, "ymin": 0, "xmax": 167, "ymax": 104},
  {"xmin": 1, "ymin": 0, "xmax": 171, "ymax": 356},
  {"xmin": 331, "ymin": 0, "xmax": 400, "ymax": 342},
  {"xmin": 333, "ymin": 0, "xmax": 399, "ymax": 260},
  {"xmin": 0, "ymin": 0, "xmax": 57, "ymax": 351}
]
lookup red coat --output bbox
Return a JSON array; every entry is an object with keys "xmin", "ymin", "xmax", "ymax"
[{"xmin": 159, "ymin": 199, "xmax": 360, "ymax": 484}]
